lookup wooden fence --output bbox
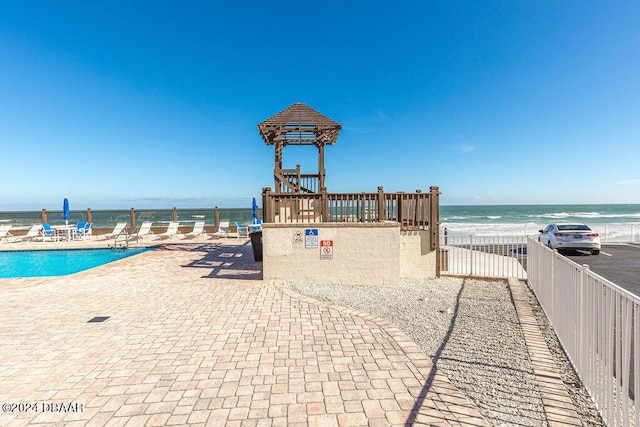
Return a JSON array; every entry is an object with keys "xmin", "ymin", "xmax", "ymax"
[{"xmin": 262, "ymin": 186, "xmax": 440, "ymax": 250}]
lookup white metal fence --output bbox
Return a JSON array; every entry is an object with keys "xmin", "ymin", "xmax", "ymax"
[
  {"xmin": 527, "ymin": 237, "xmax": 639, "ymax": 427},
  {"xmin": 440, "ymin": 234, "xmax": 528, "ymax": 279}
]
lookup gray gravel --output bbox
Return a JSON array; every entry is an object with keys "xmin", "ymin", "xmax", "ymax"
[{"xmin": 287, "ymin": 277, "xmax": 604, "ymax": 426}]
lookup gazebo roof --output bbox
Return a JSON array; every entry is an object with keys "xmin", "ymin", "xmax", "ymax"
[{"xmin": 257, "ymin": 103, "xmax": 342, "ymax": 146}]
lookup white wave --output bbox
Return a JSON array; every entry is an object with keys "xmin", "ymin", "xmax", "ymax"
[
  {"xmin": 441, "ymin": 222, "xmax": 640, "ymax": 242},
  {"xmin": 533, "ymin": 211, "xmax": 640, "ymax": 220},
  {"xmin": 535, "ymin": 212, "xmax": 572, "ymax": 219},
  {"xmin": 486, "ymin": 216, "xmax": 502, "ymax": 220}
]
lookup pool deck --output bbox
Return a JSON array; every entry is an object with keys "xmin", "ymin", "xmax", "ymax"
[{"xmin": 0, "ymin": 238, "xmax": 581, "ymax": 426}]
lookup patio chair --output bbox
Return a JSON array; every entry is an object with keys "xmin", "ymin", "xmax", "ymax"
[
  {"xmin": 14, "ymin": 224, "xmax": 42, "ymax": 242},
  {"xmin": 212, "ymin": 221, "xmax": 231, "ymax": 238},
  {"xmin": 157, "ymin": 222, "xmax": 181, "ymax": 240},
  {"xmin": 100, "ymin": 222, "xmax": 128, "ymax": 240},
  {"xmin": 131, "ymin": 221, "xmax": 154, "ymax": 241},
  {"xmin": 41, "ymin": 224, "xmax": 60, "ymax": 242},
  {"xmin": 75, "ymin": 222, "xmax": 93, "ymax": 240},
  {"xmin": 0, "ymin": 224, "xmax": 14, "ymax": 242},
  {"xmin": 234, "ymin": 221, "xmax": 249, "ymax": 238},
  {"xmin": 184, "ymin": 221, "xmax": 206, "ymax": 239},
  {"xmin": 250, "ymin": 219, "xmax": 262, "ymax": 232},
  {"xmin": 73, "ymin": 222, "xmax": 87, "ymax": 240}
]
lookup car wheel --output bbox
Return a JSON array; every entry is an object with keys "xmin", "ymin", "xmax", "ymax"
[
  {"xmin": 547, "ymin": 241, "xmax": 553, "ymax": 249},
  {"xmin": 592, "ymin": 250, "xmax": 600, "ymax": 255}
]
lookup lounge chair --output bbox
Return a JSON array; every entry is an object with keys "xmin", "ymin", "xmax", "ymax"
[
  {"xmin": 0, "ymin": 224, "xmax": 14, "ymax": 242},
  {"xmin": 234, "ymin": 221, "xmax": 248, "ymax": 238},
  {"xmin": 100, "ymin": 222, "xmax": 128, "ymax": 240},
  {"xmin": 157, "ymin": 222, "xmax": 181, "ymax": 240},
  {"xmin": 184, "ymin": 221, "xmax": 206, "ymax": 239},
  {"xmin": 131, "ymin": 221, "xmax": 154, "ymax": 241},
  {"xmin": 41, "ymin": 224, "xmax": 59, "ymax": 242},
  {"xmin": 212, "ymin": 221, "xmax": 231, "ymax": 238},
  {"xmin": 14, "ymin": 224, "xmax": 42, "ymax": 242},
  {"xmin": 75, "ymin": 222, "xmax": 93, "ymax": 240}
]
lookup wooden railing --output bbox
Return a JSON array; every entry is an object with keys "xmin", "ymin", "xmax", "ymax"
[
  {"xmin": 275, "ymin": 165, "xmax": 319, "ymax": 194},
  {"xmin": 262, "ymin": 186, "xmax": 440, "ymax": 250}
]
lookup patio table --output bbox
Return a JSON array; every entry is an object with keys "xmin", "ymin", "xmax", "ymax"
[{"xmin": 52, "ymin": 224, "xmax": 76, "ymax": 242}]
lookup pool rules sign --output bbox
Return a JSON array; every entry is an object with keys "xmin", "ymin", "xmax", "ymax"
[{"xmin": 320, "ymin": 240, "xmax": 333, "ymax": 260}]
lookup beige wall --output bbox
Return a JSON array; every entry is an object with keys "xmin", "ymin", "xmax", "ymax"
[
  {"xmin": 263, "ymin": 223, "xmax": 436, "ymax": 287},
  {"xmin": 399, "ymin": 231, "xmax": 437, "ymax": 279}
]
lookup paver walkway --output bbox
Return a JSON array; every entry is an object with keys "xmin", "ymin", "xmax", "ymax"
[{"xmin": 0, "ymin": 241, "xmax": 488, "ymax": 426}]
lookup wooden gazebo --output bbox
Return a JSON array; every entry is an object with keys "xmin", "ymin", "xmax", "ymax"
[{"xmin": 257, "ymin": 103, "xmax": 341, "ymax": 194}]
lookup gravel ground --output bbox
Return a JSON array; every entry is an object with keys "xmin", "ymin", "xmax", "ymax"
[{"xmin": 288, "ymin": 277, "xmax": 604, "ymax": 426}]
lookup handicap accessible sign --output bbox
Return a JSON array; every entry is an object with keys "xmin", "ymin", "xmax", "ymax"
[{"xmin": 305, "ymin": 228, "xmax": 319, "ymax": 249}]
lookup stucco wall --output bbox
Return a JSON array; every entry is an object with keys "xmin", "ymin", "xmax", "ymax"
[
  {"xmin": 399, "ymin": 230, "xmax": 437, "ymax": 279},
  {"xmin": 263, "ymin": 223, "xmax": 436, "ymax": 287}
]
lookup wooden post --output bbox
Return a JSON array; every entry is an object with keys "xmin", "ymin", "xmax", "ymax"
[
  {"xmin": 262, "ymin": 187, "xmax": 272, "ymax": 223},
  {"xmin": 430, "ymin": 186, "xmax": 440, "ymax": 276},
  {"xmin": 130, "ymin": 208, "xmax": 136, "ymax": 230},
  {"xmin": 274, "ymin": 143, "xmax": 283, "ymax": 193},
  {"xmin": 320, "ymin": 187, "xmax": 328, "ymax": 222},
  {"xmin": 214, "ymin": 207, "xmax": 220, "ymax": 232},
  {"xmin": 377, "ymin": 186, "xmax": 385, "ymax": 221},
  {"xmin": 173, "ymin": 207, "xmax": 178, "ymax": 222},
  {"xmin": 41, "ymin": 208, "xmax": 47, "ymax": 224},
  {"xmin": 318, "ymin": 143, "xmax": 325, "ymax": 191},
  {"xmin": 397, "ymin": 192, "xmax": 405, "ymax": 228},
  {"xmin": 87, "ymin": 208, "xmax": 93, "ymax": 224}
]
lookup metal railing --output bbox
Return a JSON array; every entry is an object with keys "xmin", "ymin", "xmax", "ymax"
[
  {"xmin": 527, "ymin": 237, "xmax": 639, "ymax": 426},
  {"xmin": 439, "ymin": 234, "xmax": 528, "ymax": 279}
]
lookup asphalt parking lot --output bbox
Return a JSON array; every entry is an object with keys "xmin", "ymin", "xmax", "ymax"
[{"xmin": 561, "ymin": 244, "xmax": 640, "ymax": 298}]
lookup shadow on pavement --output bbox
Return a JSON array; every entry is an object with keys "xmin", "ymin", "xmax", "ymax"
[{"xmin": 168, "ymin": 241, "xmax": 263, "ymax": 280}]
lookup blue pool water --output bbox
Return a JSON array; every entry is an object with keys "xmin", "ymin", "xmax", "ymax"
[{"xmin": 0, "ymin": 248, "xmax": 153, "ymax": 278}]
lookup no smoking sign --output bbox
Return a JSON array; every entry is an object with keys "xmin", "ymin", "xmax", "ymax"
[{"xmin": 320, "ymin": 240, "xmax": 333, "ymax": 260}]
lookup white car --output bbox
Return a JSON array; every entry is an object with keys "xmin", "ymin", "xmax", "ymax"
[{"xmin": 538, "ymin": 223, "xmax": 601, "ymax": 255}]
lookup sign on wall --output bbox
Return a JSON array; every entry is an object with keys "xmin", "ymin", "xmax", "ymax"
[
  {"xmin": 320, "ymin": 240, "xmax": 333, "ymax": 260},
  {"xmin": 294, "ymin": 230, "xmax": 303, "ymax": 243},
  {"xmin": 305, "ymin": 229, "xmax": 319, "ymax": 249}
]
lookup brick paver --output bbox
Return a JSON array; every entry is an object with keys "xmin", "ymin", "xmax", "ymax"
[
  {"xmin": 507, "ymin": 277, "xmax": 581, "ymax": 426},
  {"xmin": 0, "ymin": 241, "xmax": 488, "ymax": 425}
]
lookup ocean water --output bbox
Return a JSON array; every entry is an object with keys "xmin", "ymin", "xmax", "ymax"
[
  {"xmin": 441, "ymin": 204, "xmax": 640, "ymax": 241},
  {"xmin": 0, "ymin": 208, "xmax": 260, "ymax": 229},
  {"xmin": 1, "ymin": 204, "xmax": 639, "ymax": 241}
]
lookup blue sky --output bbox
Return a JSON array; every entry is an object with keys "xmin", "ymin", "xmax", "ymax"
[{"xmin": 1, "ymin": 1, "xmax": 638, "ymax": 210}]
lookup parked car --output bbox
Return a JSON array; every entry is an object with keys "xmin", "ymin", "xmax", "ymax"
[{"xmin": 538, "ymin": 223, "xmax": 601, "ymax": 255}]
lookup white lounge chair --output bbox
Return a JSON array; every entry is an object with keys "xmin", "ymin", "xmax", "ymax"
[
  {"xmin": 132, "ymin": 221, "xmax": 154, "ymax": 241},
  {"xmin": 234, "ymin": 221, "xmax": 249, "ymax": 238},
  {"xmin": 14, "ymin": 224, "xmax": 42, "ymax": 242},
  {"xmin": 184, "ymin": 221, "xmax": 206, "ymax": 239},
  {"xmin": 212, "ymin": 221, "xmax": 231, "ymax": 238},
  {"xmin": 157, "ymin": 222, "xmax": 181, "ymax": 240},
  {"xmin": 100, "ymin": 222, "xmax": 128, "ymax": 240},
  {"xmin": 0, "ymin": 224, "xmax": 14, "ymax": 242}
]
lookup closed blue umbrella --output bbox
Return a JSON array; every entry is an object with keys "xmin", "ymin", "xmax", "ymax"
[
  {"xmin": 252, "ymin": 197, "xmax": 258, "ymax": 223},
  {"xmin": 63, "ymin": 198, "xmax": 70, "ymax": 225}
]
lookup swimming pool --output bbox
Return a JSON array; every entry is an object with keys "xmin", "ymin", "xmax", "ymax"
[{"xmin": 0, "ymin": 248, "xmax": 153, "ymax": 278}]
